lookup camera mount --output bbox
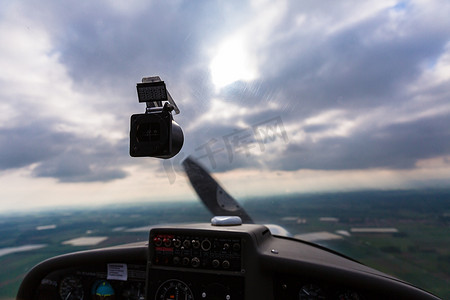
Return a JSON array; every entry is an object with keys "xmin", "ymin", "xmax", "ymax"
[{"xmin": 137, "ymin": 76, "xmax": 180, "ymax": 114}]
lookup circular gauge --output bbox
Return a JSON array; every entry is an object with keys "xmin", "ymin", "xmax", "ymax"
[
  {"xmin": 155, "ymin": 279, "xmax": 194, "ymax": 300},
  {"xmin": 92, "ymin": 280, "xmax": 116, "ymax": 300},
  {"xmin": 59, "ymin": 276, "xmax": 84, "ymax": 300},
  {"xmin": 121, "ymin": 281, "xmax": 145, "ymax": 300},
  {"xmin": 298, "ymin": 283, "xmax": 326, "ymax": 300}
]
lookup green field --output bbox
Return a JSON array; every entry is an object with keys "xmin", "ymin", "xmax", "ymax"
[{"xmin": 0, "ymin": 189, "xmax": 449, "ymax": 299}]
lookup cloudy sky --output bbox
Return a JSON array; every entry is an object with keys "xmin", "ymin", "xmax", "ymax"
[{"xmin": 1, "ymin": 0, "xmax": 450, "ymax": 212}]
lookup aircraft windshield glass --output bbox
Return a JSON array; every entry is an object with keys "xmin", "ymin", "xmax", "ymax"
[{"xmin": 0, "ymin": 1, "xmax": 449, "ymax": 299}]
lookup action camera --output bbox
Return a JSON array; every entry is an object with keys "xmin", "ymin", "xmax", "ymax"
[{"xmin": 130, "ymin": 77, "xmax": 184, "ymax": 159}]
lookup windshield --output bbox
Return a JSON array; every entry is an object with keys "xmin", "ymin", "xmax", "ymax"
[{"xmin": 0, "ymin": 0, "xmax": 449, "ymax": 299}]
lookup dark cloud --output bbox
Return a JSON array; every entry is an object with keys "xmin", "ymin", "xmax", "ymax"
[
  {"xmin": 25, "ymin": 1, "xmax": 248, "ymax": 95},
  {"xmin": 0, "ymin": 119, "xmax": 129, "ymax": 182},
  {"xmin": 255, "ymin": 7, "xmax": 450, "ymax": 115},
  {"xmin": 0, "ymin": 123, "xmax": 69, "ymax": 170},
  {"xmin": 275, "ymin": 114, "xmax": 450, "ymax": 171},
  {"xmin": 3, "ymin": 0, "xmax": 450, "ymax": 182},
  {"xmin": 195, "ymin": 1, "xmax": 450, "ymax": 173},
  {"xmin": 31, "ymin": 136, "xmax": 130, "ymax": 182},
  {"xmin": 174, "ymin": 105, "xmax": 450, "ymax": 174}
]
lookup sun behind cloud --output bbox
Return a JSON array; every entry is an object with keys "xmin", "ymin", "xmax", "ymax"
[{"xmin": 209, "ymin": 35, "xmax": 258, "ymax": 89}]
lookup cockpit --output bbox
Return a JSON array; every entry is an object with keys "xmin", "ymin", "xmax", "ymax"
[{"xmin": 18, "ymin": 221, "xmax": 440, "ymax": 300}]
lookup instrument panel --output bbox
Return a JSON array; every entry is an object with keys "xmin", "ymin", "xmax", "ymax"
[
  {"xmin": 149, "ymin": 269, "xmax": 244, "ymax": 300},
  {"xmin": 150, "ymin": 232, "xmax": 242, "ymax": 271},
  {"xmin": 35, "ymin": 264, "xmax": 146, "ymax": 300},
  {"xmin": 18, "ymin": 223, "xmax": 441, "ymax": 300},
  {"xmin": 147, "ymin": 226, "xmax": 249, "ymax": 300}
]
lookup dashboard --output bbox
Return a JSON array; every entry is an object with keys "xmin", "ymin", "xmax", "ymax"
[{"xmin": 16, "ymin": 223, "xmax": 440, "ymax": 300}]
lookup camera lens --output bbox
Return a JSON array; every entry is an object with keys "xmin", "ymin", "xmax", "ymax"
[
  {"xmin": 136, "ymin": 122, "xmax": 161, "ymax": 142},
  {"xmin": 130, "ymin": 111, "xmax": 183, "ymax": 158}
]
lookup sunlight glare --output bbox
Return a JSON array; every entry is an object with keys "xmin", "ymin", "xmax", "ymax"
[{"xmin": 210, "ymin": 36, "xmax": 258, "ymax": 89}]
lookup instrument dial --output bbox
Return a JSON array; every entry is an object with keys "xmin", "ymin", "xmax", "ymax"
[
  {"xmin": 155, "ymin": 279, "xmax": 194, "ymax": 300},
  {"xmin": 59, "ymin": 276, "xmax": 84, "ymax": 300},
  {"xmin": 298, "ymin": 283, "xmax": 326, "ymax": 299}
]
